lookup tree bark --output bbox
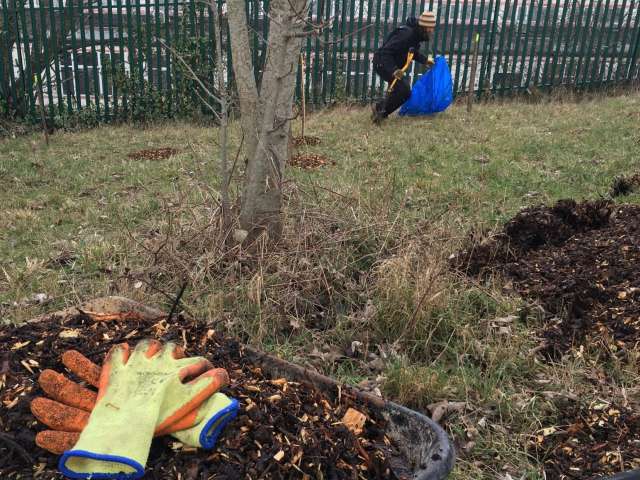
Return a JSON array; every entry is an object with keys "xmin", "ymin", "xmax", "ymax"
[
  {"xmin": 236, "ymin": 0, "xmax": 309, "ymax": 240},
  {"xmin": 209, "ymin": 1, "xmax": 230, "ymax": 223},
  {"xmin": 227, "ymin": 0, "xmax": 259, "ymax": 162}
]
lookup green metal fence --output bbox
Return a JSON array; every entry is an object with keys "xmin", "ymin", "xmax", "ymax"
[{"xmin": 1, "ymin": 0, "xmax": 639, "ymax": 120}]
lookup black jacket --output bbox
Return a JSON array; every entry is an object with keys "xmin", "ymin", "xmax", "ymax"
[{"xmin": 374, "ymin": 17, "xmax": 431, "ymax": 73}]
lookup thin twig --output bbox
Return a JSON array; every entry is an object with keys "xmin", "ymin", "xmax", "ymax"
[
  {"xmin": 167, "ymin": 280, "xmax": 188, "ymax": 322},
  {"xmin": 155, "ymin": 37, "xmax": 222, "ymax": 119},
  {"xmin": 0, "ymin": 432, "xmax": 34, "ymax": 465}
]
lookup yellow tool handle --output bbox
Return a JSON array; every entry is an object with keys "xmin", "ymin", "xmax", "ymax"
[{"xmin": 388, "ymin": 51, "xmax": 415, "ymax": 92}]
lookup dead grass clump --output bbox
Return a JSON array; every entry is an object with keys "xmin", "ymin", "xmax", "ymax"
[
  {"xmin": 372, "ymin": 240, "xmax": 450, "ymax": 352},
  {"xmin": 123, "ymin": 187, "xmax": 412, "ymax": 346}
]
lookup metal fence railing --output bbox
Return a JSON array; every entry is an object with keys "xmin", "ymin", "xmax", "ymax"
[{"xmin": 1, "ymin": 0, "xmax": 639, "ymax": 121}]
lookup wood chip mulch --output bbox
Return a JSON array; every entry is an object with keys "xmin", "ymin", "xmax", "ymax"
[
  {"xmin": 289, "ymin": 154, "xmax": 335, "ymax": 170},
  {"xmin": 534, "ymin": 401, "xmax": 640, "ymax": 479},
  {"xmin": 452, "ymin": 198, "xmax": 640, "ymax": 479},
  {"xmin": 292, "ymin": 136, "xmax": 321, "ymax": 147},
  {"xmin": 127, "ymin": 147, "xmax": 179, "ymax": 161},
  {"xmin": 0, "ymin": 312, "xmax": 406, "ymax": 479}
]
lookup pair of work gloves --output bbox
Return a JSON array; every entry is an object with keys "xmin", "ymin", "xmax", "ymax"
[{"xmin": 30, "ymin": 340, "xmax": 239, "ymax": 479}]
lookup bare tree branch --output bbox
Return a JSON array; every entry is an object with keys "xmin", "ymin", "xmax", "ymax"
[
  {"xmin": 155, "ymin": 37, "xmax": 222, "ymax": 120},
  {"xmin": 207, "ymin": 0, "xmax": 231, "ymax": 221}
]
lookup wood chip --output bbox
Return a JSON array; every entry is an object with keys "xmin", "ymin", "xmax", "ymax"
[
  {"xmin": 273, "ymin": 450, "xmax": 285, "ymax": 462},
  {"xmin": 342, "ymin": 408, "xmax": 367, "ymax": 436},
  {"xmin": 20, "ymin": 360, "xmax": 34, "ymax": 374},
  {"xmin": 58, "ymin": 329, "xmax": 80, "ymax": 339},
  {"xmin": 124, "ymin": 329, "xmax": 138, "ymax": 339}
]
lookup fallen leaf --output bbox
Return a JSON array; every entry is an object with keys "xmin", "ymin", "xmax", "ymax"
[{"xmin": 428, "ymin": 401, "xmax": 466, "ymax": 423}]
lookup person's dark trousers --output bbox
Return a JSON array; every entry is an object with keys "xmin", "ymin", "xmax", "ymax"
[{"xmin": 373, "ymin": 60, "xmax": 411, "ymax": 117}]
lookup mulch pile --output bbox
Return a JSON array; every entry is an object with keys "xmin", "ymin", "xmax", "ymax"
[
  {"xmin": 292, "ymin": 136, "xmax": 321, "ymax": 147},
  {"xmin": 452, "ymin": 199, "xmax": 640, "ymax": 360},
  {"xmin": 127, "ymin": 147, "xmax": 179, "ymax": 161},
  {"xmin": 0, "ymin": 313, "xmax": 405, "ymax": 479},
  {"xmin": 453, "ymin": 198, "xmax": 640, "ymax": 478},
  {"xmin": 534, "ymin": 401, "xmax": 640, "ymax": 479},
  {"xmin": 289, "ymin": 153, "xmax": 335, "ymax": 170}
]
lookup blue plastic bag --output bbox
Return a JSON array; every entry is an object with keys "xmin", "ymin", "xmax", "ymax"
[{"xmin": 399, "ymin": 56, "xmax": 453, "ymax": 116}]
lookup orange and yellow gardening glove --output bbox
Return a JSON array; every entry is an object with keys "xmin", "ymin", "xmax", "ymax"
[
  {"xmin": 31, "ymin": 355, "xmax": 238, "ymax": 454},
  {"xmin": 30, "ymin": 340, "xmax": 237, "ymax": 479}
]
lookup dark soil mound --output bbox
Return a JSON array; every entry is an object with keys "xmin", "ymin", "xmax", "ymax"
[
  {"xmin": 503, "ymin": 199, "xmax": 612, "ymax": 251},
  {"xmin": 0, "ymin": 313, "xmax": 403, "ymax": 479},
  {"xmin": 505, "ymin": 204, "xmax": 640, "ymax": 359},
  {"xmin": 452, "ymin": 199, "xmax": 613, "ymax": 276},
  {"xmin": 454, "ymin": 200, "xmax": 640, "ymax": 359},
  {"xmin": 454, "ymin": 200, "xmax": 640, "ymax": 478}
]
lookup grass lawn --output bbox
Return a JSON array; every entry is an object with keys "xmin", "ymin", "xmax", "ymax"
[{"xmin": 2, "ymin": 93, "xmax": 640, "ymax": 478}]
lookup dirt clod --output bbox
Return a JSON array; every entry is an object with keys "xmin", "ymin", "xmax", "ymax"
[{"xmin": 610, "ymin": 173, "xmax": 640, "ymax": 197}]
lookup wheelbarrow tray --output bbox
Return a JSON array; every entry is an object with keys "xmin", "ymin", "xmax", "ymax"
[{"xmin": 24, "ymin": 296, "xmax": 455, "ymax": 480}]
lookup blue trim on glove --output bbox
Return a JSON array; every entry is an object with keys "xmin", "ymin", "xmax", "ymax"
[
  {"xmin": 199, "ymin": 398, "xmax": 240, "ymax": 449},
  {"xmin": 59, "ymin": 449, "xmax": 145, "ymax": 479}
]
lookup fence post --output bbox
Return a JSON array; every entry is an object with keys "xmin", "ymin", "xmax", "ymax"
[
  {"xmin": 494, "ymin": 0, "xmax": 515, "ymax": 94},
  {"xmin": 87, "ymin": 0, "xmax": 102, "ymax": 115},
  {"xmin": 367, "ymin": 0, "xmax": 383, "ymax": 101},
  {"xmin": 574, "ymin": 0, "xmax": 596, "ymax": 87},
  {"xmin": 352, "ymin": 0, "xmax": 365, "ymax": 100},
  {"xmin": 586, "ymin": 0, "xmax": 611, "ymax": 87},
  {"xmin": 467, "ymin": 32, "xmax": 480, "ymax": 109},
  {"xmin": 477, "ymin": 0, "xmax": 499, "ymax": 97},
  {"xmin": 626, "ymin": 2, "xmax": 640, "ymax": 80},
  {"xmin": 542, "ymin": 0, "xmax": 562, "ymax": 88},
  {"xmin": 0, "ymin": 0, "xmax": 19, "ymax": 111},
  {"xmin": 510, "ymin": 0, "xmax": 529, "ymax": 92},
  {"xmin": 460, "ymin": 0, "xmax": 478, "ymax": 93},
  {"xmin": 597, "ymin": 0, "xmax": 619, "ymax": 85},
  {"xmin": 40, "ymin": 0, "xmax": 57, "ymax": 116},
  {"xmin": 321, "ymin": 0, "xmax": 331, "ymax": 103},
  {"xmin": 361, "ymin": 0, "xmax": 374, "ymax": 101},
  {"xmin": 548, "ymin": 0, "xmax": 570, "ymax": 87},
  {"xmin": 615, "ymin": 0, "xmax": 636, "ymax": 81}
]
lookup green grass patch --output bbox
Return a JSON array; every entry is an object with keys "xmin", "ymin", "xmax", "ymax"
[{"xmin": 2, "ymin": 94, "xmax": 640, "ymax": 478}]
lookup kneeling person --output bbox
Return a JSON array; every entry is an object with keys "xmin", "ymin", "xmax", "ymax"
[{"xmin": 371, "ymin": 11, "xmax": 436, "ymax": 123}]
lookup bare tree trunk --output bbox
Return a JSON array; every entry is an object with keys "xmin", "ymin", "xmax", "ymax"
[
  {"xmin": 236, "ymin": 0, "xmax": 309, "ymax": 239},
  {"xmin": 209, "ymin": 1, "xmax": 230, "ymax": 224},
  {"xmin": 227, "ymin": 0, "xmax": 259, "ymax": 162}
]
